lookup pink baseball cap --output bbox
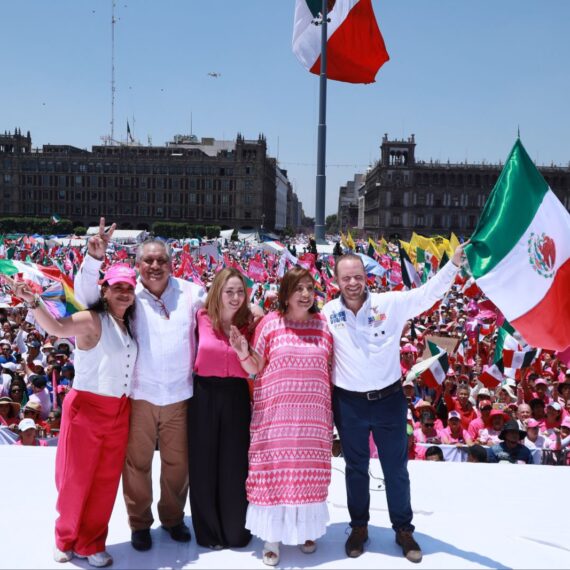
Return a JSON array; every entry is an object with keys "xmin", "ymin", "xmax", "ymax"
[
  {"xmin": 526, "ymin": 419, "xmax": 540, "ymax": 428},
  {"xmin": 534, "ymin": 378, "xmax": 548, "ymax": 386},
  {"xmin": 448, "ymin": 410, "xmax": 461, "ymax": 421},
  {"xmin": 100, "ymin": 264, "xmax": 137, "ymax": 288}
]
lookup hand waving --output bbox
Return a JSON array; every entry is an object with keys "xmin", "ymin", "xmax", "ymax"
[
  {"xmin": 452, "ymin": 239, "xmax": 471, "ymax": 267},
  {"xmin": 2, "ymin": 275, "xmax": 35, "ymax": 303},
  {"xmin": 88, "ymin": 217, "xmax": 116, "ymax": 260},
  {"xmin": 229, "ymin": 325, "xmax": 249, "ymax": 358}
]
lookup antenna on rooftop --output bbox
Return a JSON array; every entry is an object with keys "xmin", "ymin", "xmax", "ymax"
[{"xmin": 110, "ymin": 0, "xmax": 116, "ymax": 144}]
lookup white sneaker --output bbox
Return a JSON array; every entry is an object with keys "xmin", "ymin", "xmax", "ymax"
[
  {"xmin": 75, "ymin": 551, "xmax": 113, "ymax": 568},
  {"xmin": 53, "ymin": 547, "xmax": 73, "ymax": 563}
]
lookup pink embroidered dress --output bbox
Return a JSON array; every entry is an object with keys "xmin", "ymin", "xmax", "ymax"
[{"xmin": 245, "ymin": 311, "xmax": 333, "ymax": 545}]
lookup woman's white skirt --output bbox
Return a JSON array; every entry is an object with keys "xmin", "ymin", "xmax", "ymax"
[{"xmin": 245, "ymin": 502, "xmax": 329, "ymax": 545}]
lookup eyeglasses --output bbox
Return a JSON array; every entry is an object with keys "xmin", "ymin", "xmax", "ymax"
[
  {"xmin": 154, "ymin": 298, "xmax": 170, "ymax": 320},
  {"xmin": 141, "ymin": 257, "xmax": 169, "ymax": 266}
]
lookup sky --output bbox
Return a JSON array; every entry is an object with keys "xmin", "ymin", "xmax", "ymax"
[{"xmin": 2, "ymin": 0, "xmax": 570, "ymax": 218}]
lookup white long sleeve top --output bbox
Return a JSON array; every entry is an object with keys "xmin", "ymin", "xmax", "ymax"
[{"xmin": 322, "ymin": 261, "xmax": 459, "ymax": 392}]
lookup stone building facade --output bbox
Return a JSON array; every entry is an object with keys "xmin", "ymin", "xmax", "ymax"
[
  {"xmin": 359, "ymin": 134, "xmax": 570, "ymax": 239},
  {"xmin": 337, "ymin": 173, "xmax": 365, "ymax": 232},
  {"xmin": 0, "ymin": 129, "xmax": 303, "ymax": 232}
]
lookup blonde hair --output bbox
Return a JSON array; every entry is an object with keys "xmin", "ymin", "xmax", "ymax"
[{"xmin": 204, "ymin": 268, "xmax": 252, "ymax": 332}]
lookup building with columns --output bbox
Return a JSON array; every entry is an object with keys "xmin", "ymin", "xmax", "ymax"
[{"xmin": 360, "ymin": 134, "xmax": 570, "ymax": 239}]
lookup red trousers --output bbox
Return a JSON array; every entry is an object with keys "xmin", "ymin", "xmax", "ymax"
[{"xmin": 55, "ymin": 389, "xmax": 130, "ymax": 555}]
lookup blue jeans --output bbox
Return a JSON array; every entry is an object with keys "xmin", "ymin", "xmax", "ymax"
[{"xmin": 333, "ymin": 385, "xmax": 414, "ymax": 532}]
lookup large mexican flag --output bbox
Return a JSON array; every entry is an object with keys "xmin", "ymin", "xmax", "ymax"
[
  {"xmin": 465, "ymin": 139, "xmax": 570, "ymax": 351},
  {"xmin": 292, "ymin": 0, "xmax": 389, "ymax": 84}
]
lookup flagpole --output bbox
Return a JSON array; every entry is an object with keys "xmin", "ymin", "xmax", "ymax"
[{"xmin": 314, "ymin": 0, "xmax": 328, "ymax": 244}]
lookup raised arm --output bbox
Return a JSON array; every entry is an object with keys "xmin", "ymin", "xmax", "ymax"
[
  {"xmin": 74, "ymin": 217, "xmax": 116, "ymax": 307},
  {"xmin": 400, "ymin": 241, "xmax": 469, "ymax": 322},
  {"xmin": 7, "ymin": 278, "xmax": 100, "ymax": 348}
]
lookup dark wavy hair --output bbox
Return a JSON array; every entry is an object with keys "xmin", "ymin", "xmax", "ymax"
[{"xmin": 88, "ymin": 284, "xmax": 135, "ymax": 338}]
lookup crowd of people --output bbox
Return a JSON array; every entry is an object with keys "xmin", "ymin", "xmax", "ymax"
[{"xmin": 1, "ymin": 219, "xmax": 569, "ymax": 568}]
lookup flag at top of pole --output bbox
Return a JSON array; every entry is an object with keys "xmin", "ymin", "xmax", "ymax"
[
  {"xmin": 292, "ymin": 0, "xmax": 389, "ymax": 84},
  {"xmin": 465, "ymin": 139, "xmax": 570, "ymax": 351}
]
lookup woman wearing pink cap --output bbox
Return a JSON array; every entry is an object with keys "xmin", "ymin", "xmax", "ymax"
[{"xmin": 9, "ymin": 263, "xmax": 138, "ymax": 568}]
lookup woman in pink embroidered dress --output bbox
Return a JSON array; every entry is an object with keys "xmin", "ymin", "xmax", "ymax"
[{"xmin": 229, "ymin": 267, "xmax": 333, "ymax": 567}]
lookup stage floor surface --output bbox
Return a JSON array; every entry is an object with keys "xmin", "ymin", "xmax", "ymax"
[{"xmin": 2, "ymin": 447, "xmax": 569, "ymax": 569}]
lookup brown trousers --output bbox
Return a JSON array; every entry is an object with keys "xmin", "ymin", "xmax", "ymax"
[{"xmin": 122, "ymin": 398, "xmax": 189, "ymax": 531}]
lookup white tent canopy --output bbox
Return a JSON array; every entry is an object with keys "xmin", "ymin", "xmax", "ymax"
[
  {"xmin": 86, "ymin": 227, "xmax": 149, "ymax": 244},
  {"xmin": 48, "ymin": 237, "xmax": 87, "ymax": 247},
  {"xmin": 316, "ymin": 243, "xmax": 335, "ymax": 255},
  {"xmin": 237, "ymin": 230, "xmax": 259, "ymax": 243},
  {"xmin": 219, "ymin": 229, "xmax": 234, "ymax": 241}
]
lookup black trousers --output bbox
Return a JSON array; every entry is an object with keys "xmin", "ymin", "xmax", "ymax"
[{"xmin": 188, "ymin": 375, "xmax": 252, "ymax": 548}]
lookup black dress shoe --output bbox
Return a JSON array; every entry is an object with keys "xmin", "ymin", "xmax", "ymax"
[
  {"xmin": 162, "ymin": 522, "xmax": 192, "ymax": 543},
  {"xmin": 131, "ymin": 529, "xmax": 152, "ymax": 551}
]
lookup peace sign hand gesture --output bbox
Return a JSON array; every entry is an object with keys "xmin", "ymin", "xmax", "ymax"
[{"xmin": 88, "ymin": 217, "xmax": 116, "ymax": 261}]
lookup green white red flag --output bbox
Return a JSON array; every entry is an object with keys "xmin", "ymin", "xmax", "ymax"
[
  {"xmin": 479, "ymin": 363, "xmax": 504, "ymax": 389},
  {"xmin": 500, "ymin": 348, "xmax": 538, "ymax": 370},
  {"xmin": 292, "ymin": 0, "xmax": 389, "ymax": 84},
  {"xmin": 410, "ymin": 341, "xmax": 449, "ymax": 389},
  {"xmin": 465, "ymin": 140, "xmax": 570, "ymax": 351}
]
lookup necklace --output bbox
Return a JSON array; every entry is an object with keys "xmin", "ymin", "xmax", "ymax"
[{"xmin": 109, "ymin": 311, "xmax": 125, "ymax": 322}]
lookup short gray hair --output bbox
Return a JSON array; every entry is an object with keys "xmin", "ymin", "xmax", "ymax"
[{"xmin": 135, "ymin": 238, "xmax": 172, "ymax": 263}]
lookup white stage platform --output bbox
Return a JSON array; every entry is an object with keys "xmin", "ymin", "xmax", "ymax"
[{"xmin": 2, "ymin": 447, "xmax": 569, "ymax": 569}]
